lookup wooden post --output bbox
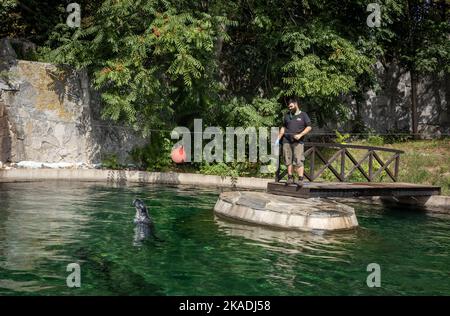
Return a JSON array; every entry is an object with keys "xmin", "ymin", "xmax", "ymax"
[
  {"xmin": 394, "ymin": 154, "xmax": 400, "ymax": 182},
  {"xmin": 368, "ymin": 151, "xmax": 373, "ymax": 182},
  {"xmin": 340, "ymin": 149, "xmax": 346, "ymax": 182},
  {"xmin": 310, "ymin": 146, "xmax": 315, "ymax": 181}
]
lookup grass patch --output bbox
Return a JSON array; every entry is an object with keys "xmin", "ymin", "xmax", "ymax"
[
  {"xmin": 352, "ymin": 139, "xmax": 450, "ymax": 195},
  {"xmin": 301, "ymin": 138, "xmax": 449, "ymax": 195}
]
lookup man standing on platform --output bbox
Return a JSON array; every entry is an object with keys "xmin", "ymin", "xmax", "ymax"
[{"xmin": 275, "ymin": 97, "xmax": 312, "ymax": 186}]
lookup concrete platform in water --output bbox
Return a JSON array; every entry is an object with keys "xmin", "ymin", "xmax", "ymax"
[{"xmin": 214, "ymin": 191, "xmax": 358, "ymax": 231}]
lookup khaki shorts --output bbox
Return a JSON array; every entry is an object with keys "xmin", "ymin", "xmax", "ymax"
[{"xmin": 283, "ymin": 142, "xmax": 305, "ymax": 167}]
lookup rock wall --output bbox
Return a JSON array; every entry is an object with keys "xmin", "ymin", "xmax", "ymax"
[
  {"xmin": 0, "ymin": 39, "xmax": 147, "ymax": 164},
  {"xmin": 348, "ymin": 61, "xmax": 449, "ymax": 137}
]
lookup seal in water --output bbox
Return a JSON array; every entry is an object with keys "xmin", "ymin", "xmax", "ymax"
[{"xmin": 132, "ymin": 198, "xmax": 164, "ymax": 245}]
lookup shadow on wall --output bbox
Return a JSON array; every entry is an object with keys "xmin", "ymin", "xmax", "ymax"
[
  {"xmin": 0, "ymin": 38, "xmax": 19, "ymax": 163},
  {"xmin": 103, "ymin": 170, "xmax": 182, "ymax": 186},
  {"xmin": 107, "ymin": 169, "xmax": 128, "ymax": 186},
  {"xmin": 359, "ymin": 62, "xmax": 411, "ymax": 133},
  {"xmin": 136, "ymin": 171, "xmax": 181, "ymax": 185},
  {"xmin": 0, "ymin": 98, "xmax": 11, "ymax": 163},
  {"xmin": 350, "ymin": 60, "xmax": 449, "ymax": 137},
  {"xmin": 419, "ymin": 72, "xmax": 450, "ymax": 135}
]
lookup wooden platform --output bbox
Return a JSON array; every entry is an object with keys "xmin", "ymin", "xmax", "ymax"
[{"xmin": 267, "ymin": 181, "xmax": 441, "ymax": 198}]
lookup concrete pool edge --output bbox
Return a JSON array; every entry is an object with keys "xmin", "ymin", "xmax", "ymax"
[
  {"xmin": 0, "ymin": 168, "xmax": 270, "ymax": 189},
  {"xmin": 0, "ymin": 168, "xmax": 448, "ymax": 213}
]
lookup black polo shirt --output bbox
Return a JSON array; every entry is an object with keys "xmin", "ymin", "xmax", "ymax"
[{"xmin": 282, "ymin": 111, "xmax": 311, "ymax": 143}]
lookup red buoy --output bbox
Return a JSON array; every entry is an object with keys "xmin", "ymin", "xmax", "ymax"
[{"xmin": 171, "ymin": 145, "xmax": 186, "ymax": 164}]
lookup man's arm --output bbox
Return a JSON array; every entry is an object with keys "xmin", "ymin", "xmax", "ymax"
[
  {"xmin": 275, "ymin": 127, "xmax": 285, "ymax": 145},
  {"xmin": 277, "ymin": 127, "xmax": 285, "ymax": 141},
  {"xmin": 294, "ymin": 126, "xmax": 312, "ymax": 140},
  {"xmin": 276, "ymin": 115, "xmax": 287, "ymax": 144}
]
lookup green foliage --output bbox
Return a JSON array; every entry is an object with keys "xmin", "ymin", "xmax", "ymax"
[
  {"xmin": 200, "ymin": 160, "xmax": 273, "ymax": 186},
  {"xmin": 282, "ymin": 23, "xmax": 373, "ymax": 98},
  {"xmin": 129, "ymin": 133, "xmax": 173, "ymax": 171},
  {"xmin": 366, "ymin": 134, "xmax": 385, "ymax": 146},
  {"xmin": 44, "ymin": 0, "xmax": 234, "ymax": 134},
  {"xmin": 214, "ymin": 96, "xmax": 282, "ymax": 128},
  {"xmin": 335, "ymin": 130, "xmax": 350, "ymax": 144},
  {"xmin": 402, "ymin": 161, "xmax": 430, "ymax": 184},
  {"xmin": 382, "ymin": 129, "xmax": 413, "ymax": 144},
  {"xmin": 200, "ymin": 162, "xmax": 237, "ymax": 177},
  {"xmin": 347, "ymin": 170, "xmax": 370, "ymax": 183},
  {"xmin": 393, "ymin": 139, "xmax": 450, "ymax": 195},
  {"xmin": 316, "ymin": 169, "xmax": 336, "ymax": 182},
  {"xmin": 374, "ymin": 0, "xmax": 449, "ymax": 76},
  {"xmin": 5, "ymin": 0, "xmax": 447, "ymax": 140},
  {"xmin": 0, "ymin": 1, "xmax": 101, "ymax": 47},
  {"xmin": 39, "ymin": 0, "xmax": 393, "ymax": 130},
  {"xmin": 101, "ymin": 153, "xmax": 121, "ymax": 170},
  {"xmin": 199, "ymin": 161, "xmax": 240, "ymax": 187},
  {"xmin": 0, "ymin": 0, "xmax": 16, "ymax": 17}
]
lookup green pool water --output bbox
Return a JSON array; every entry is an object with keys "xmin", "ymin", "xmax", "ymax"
[{"xmin": 0, "ymin": 181, "xmax": 449, "ymax": 295}]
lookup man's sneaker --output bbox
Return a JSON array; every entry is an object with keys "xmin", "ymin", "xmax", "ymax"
[
  {"xmin": 295, "ymin": 177, "xmax": 304, "ymax": 187},
  {"xmin": 286, "ymin": 176, "xmax": 294, "ymax": 185}
]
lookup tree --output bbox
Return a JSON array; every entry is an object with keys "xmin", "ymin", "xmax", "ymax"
[
  {"xmin": 217, "ymin": 0, "xmax": 377, "ymax": 127},
  {"xmin": 14, "ymin": 0, "xmax": 445, "ymax": 137},
  {"xmin": 374, "ymin": 0, "xmax": 449, "ymax": 137},
  {"xmin": 45, "ymin": 0, "xmax": 233, "ymax": 135},
  {"xmin": 0, "ymin": 0, "xmax": 16, "ymax": 16}
]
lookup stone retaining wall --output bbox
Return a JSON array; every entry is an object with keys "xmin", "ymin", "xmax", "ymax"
[{"xmin": 0, "ymin": 38, "xmax": 147, "ymax": 164}]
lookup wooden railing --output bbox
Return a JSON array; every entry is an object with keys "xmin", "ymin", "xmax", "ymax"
[{"xmin": 275, "ymin": 142, "xmax": 404, "ymax": 183}]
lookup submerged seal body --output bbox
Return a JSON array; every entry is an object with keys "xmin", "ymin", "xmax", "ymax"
[{"xmin": 132, "ymin": 198, "xmax": 164, "ymax": 245}]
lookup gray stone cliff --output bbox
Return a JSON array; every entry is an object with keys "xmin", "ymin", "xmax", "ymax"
[{"xmin": 0, "ymin": 38, "xmax": 147, "ymax": 164}]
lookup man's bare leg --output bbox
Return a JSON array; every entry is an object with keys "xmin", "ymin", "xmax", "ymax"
[
  {"xmin": 297, "ymin": 166, "xmax": 304, "ymax": 177},
  {"xmin": 286, "ymin": 164, "xmax": 294, "ymax": 184},
  {"xmin": 296, "ymin": 165, "xmax": 304, "ymax": 186},
  {"xmin": 288, "ymin": 164, "xmax": 293, "ymax": 176}
]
